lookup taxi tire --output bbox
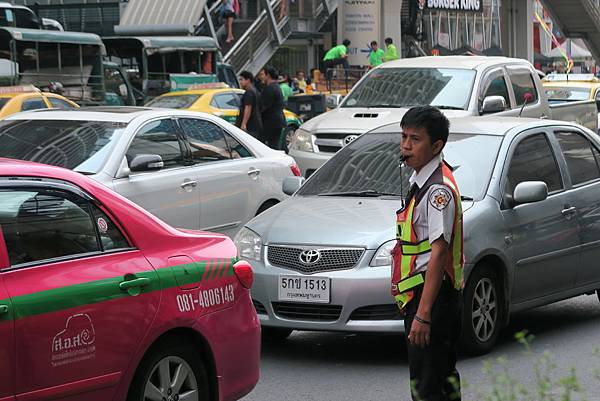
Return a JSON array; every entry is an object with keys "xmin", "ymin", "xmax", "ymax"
[
  {"xmin": 460, "ymin": 264, "xmax": 502, "ymax": 356},
  {"xmin": 262, "ymin": 327, "xmax": 293, "ymax": 341},
  {"xmin": 128, "ymin": 341, "xmax": 209, "ymax": 401}
]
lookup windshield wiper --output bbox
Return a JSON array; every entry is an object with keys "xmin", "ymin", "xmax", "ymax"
[
  {"xmin": 433, "ymin": 105, "xmax": 465, "ymax": 110},
  {"xmin": 318, "ymin": 190, "xmax": 401, "ymax": 197}
]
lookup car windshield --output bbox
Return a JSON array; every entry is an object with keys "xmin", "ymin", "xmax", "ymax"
[
  {"xmin": 297, "ymin": 131, "xmax": 503, "ymax": 201},
  {"xmin": 544, "ymin": 86, "xmax": 591, "ymax": 101},
  {"xmin": 0, "ymin": 119, "xmax": 126, "ymax": 174},
  {"xmin": 342, "ymin": 68, "xmax": 476, "ymax": 109},
  {"xmin": 0, "ymin": 98, "xmax": 8, "ymax": 110},
  {"xmin": 145, "ymin": 94, "xmax": 201, "ymax": 109}
]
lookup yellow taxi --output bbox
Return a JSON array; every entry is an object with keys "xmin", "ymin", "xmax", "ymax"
[
  {"xmin": 145, "ymin": 83, "xmax": 302, "ymax": 150},
  {"xmin": 0, "ymin": 85, "xmax": 79, "ymax": 119},
  {"xmin": 543, "ymin": 74, "xmax": 600, "ymax": 117}
]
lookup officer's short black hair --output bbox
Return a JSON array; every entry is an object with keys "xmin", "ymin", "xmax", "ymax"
[
  {"xmin": 385, "ymin": 37, "xmax": 393, "ymax": 45},
  {"xmin": 342, "ymin": 39, "xmax": 351, "ymax": 47},
  {"xmin": 239, "ymin": 70, "xmax": 253, "ymax": 81},
  {"xmin": 400, "ymin": 106, "xmax": 450, "ymax": 145},
  {"xmin": 263, "ymin": 65, "xmax": 279, "ymax": 80},
  {"xmin": 370, "ymin": 41, "xmax": 378, "ymax": 46}
]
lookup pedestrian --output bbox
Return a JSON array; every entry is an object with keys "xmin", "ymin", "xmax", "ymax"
[
  {"xmin": 391, "ymin": 106, "xmax": 464, "ymax": 401},
  {"xmin": 294, "ymin": 69, "xmax": 308, "ymax": 93},
  {"xmin": 254, "ymin": 69, "xmax": 266, "ymax": 94},
  {"xmin": 279, "ymin": 72, "xmax": 293, "ymax": 102},
  {"xmin": 384, "ymin": 37, "xmax": 400, "ymax": 62},
  {"xmin": 259, "ymin": 66, "xmax": 286, "ymax": 150},
  {"xmin": 222, "ymin": 0, "xmax": 238, "ymax": 43},
  {"xmin": 323, "ymin": 39, "xmax": 351, "ymax": 85},
  {"xmin": 236, "ymin": 70, "xmax": 262, "ymax": 139},
  {"xmin": 368, "ymin": 40, "xmax": 385, "ymax": 69}
]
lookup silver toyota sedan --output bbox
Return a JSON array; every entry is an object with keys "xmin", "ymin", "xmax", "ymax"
[
  {"xmin": 0, "ymin": 107, "xmax": 299, "ymax": 237},
  {"xmin": 236, "ymin": 116, "xmax": 600, "ymax": 354}
]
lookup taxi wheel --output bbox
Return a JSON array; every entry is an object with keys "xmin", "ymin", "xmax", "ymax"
[
  {"xmin": 262, "ymin": 327, "xmax": 293, "ymax": 341},
  {"xmin": 460, "ymin": 265, "xmax": 502, "ymax": 356},
  {"xmin": 128, "ymin": 342, "xmax": 209, "ymax": 401}
]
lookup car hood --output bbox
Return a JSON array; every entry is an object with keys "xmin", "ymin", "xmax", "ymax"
[
  {"xmin": 246, "ymin": 195, "xmax": 476, "ymax": 249},
  {"xmin": 300, "ymin": 107, "xmax": 472, "ymax": 133}
]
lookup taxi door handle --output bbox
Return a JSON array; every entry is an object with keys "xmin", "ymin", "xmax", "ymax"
[
  {"xmin": 248, "ymin": 168, "xmax": 261, "ymax": 176},
  {"xmin": 0, "ymin": 305, "xmax": 8, "ymax": 315},
  {"xmin": 119, "ymin": 276, "xmax": 150, "ymax": 296},
  {"xmin": 180, "ymin": 180, "xmax": 198, "ymax": 188},
  {"xmin": 119, "ymin": 277, "xmax": 150, "ymax": 290}
]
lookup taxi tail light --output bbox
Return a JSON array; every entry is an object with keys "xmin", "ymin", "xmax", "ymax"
[
  {"xmin": 290, "ymin": 164, "xmax": 301, "ymax": 177},
  {"xmin": 233, "ymin": 260, "xmax": 254, "ymax": 289}
]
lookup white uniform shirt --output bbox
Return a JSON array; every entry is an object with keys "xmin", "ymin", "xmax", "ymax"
[{"xmin": 408, "ymin": 153, "xmax": 456, "ymax": 274}]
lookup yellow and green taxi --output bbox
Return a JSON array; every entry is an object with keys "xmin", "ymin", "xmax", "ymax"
[
  {"xmin": 543, "ymin": 74, "xmax": 600, "ymax": 131},
  {"xmin": 145, "ymin": 83, "xmax": 303, "ymax": 149},
  {"xmin": 0, "ymin": 85, "xmax": 79, "ymax": 119}
]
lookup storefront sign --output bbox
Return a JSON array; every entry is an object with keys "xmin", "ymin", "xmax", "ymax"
[
  {"xmin": 339, "ymin": 0, "xmax": 380, "ymax": 66},
  {"xmin": 425, "ymin": 0, "xmax": 482, "ymax": 12}
]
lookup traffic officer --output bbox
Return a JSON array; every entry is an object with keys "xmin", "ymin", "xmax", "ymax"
[{"xmin": 391, "ymin": 106, "xmax": 464, "ymax": 401}]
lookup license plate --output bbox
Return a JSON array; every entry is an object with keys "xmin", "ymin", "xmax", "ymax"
[
  {"xmin": 278, "ymin": 275, "xmax": 330, "ymax": 303},
  {"xmin": 299, "ymin": 104, "xmax": 312, "ymax": 111}
]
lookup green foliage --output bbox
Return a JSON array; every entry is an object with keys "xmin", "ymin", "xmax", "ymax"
[{"xmin": 472, "ymin": 330, "xmax": 596, "ymax": 401}]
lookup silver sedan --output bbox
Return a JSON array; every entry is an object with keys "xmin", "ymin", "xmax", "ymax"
[
  {"xmin": 236, "ymin": 116, "xmax": 600, "ymax": 354},
  {"xmin": 0, "ymin": 107, "xmax": 299, "ymax": 237}
]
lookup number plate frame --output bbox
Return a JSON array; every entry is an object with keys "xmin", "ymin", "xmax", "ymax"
[{"xmin": 277, "ymin": 275, "xmax": 331, "ymax": 304}]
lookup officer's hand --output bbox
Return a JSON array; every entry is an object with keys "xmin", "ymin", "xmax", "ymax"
[{"xmin": 408, "ymin": 319, "xmax": 430, "ymax": 348}]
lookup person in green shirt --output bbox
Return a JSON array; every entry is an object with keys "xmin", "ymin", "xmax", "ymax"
[
  {"xmin": 384, "ymin": 37, "xmax": 400, "ymax": 62},
  {"xmin": 368, "ymin": 41, "xmax": 385, "ymax": 68},
  {"xmin": 278, "ymin": 72, "xmax": 293, "ymax": 102},
  {"xmin": 323, "ymin": 39, "xmax": 351, "ymax": 86}
]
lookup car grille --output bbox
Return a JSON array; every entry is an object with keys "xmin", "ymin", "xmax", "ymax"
[
  {"xmin": 349, "ymin": 304, "xmax": 402, "ymax": 321},
  {"xmin": 267, "ymin": 245, "xmax": 364, "ymax": 274},
  {"xmin": 252, "ymin": 300, "xmax": 267, "ymax": 315},
  {"xmin": 272, "ymin": 302, "xmax": 342, "ymax": 321},
  {"xmin": 314, "ymin": 133, "xmax": 349, "ymax": 154}
]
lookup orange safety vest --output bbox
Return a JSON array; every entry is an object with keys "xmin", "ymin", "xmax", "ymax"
[{"xmin": 391, "ymin": 162, "xmax": 464, "ymax": 309}]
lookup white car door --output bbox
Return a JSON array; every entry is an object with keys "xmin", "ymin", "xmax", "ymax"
[
  {"xmin": 112, "ymin": 118, "xmax": 201, "ymax": 230},
  {"xmin": 176, "ymin": 117, "xmax": 263, "ymax": 236}
]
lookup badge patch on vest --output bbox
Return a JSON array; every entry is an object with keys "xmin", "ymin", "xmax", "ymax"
[{"xmin": 429, "ymin": 187, "xmax": 451, "ymax": 210}]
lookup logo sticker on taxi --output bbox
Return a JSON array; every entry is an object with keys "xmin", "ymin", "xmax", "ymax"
[{"xmin": 51, "ymin": 313, "xmax": 96, "ymax": 367}]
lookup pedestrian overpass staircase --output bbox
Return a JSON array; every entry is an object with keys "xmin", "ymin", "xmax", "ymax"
[
  {"xmin": 542, "ymin": 0, "xmax": 600, "ymax": 63},
  {"xmin": 196, "ymin": 0, "xmax": 339, "ymax": 75}
]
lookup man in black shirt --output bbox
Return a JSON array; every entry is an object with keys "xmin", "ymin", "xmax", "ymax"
[
  {"xmin": 236, "ymin": 70, "xmax": 262, "ymax": 139},
  {"xmin": 259, "ymin": 66, "xmax": 286, "ymax": 150}
]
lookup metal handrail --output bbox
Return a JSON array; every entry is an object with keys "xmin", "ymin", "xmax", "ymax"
[
  {"xmin": 194, "ymin": 0, "xmax": 224, "ymax": 36},
  {"xmin": 224, "ymin": 0, "xmax": 289, "ymax": 68}
]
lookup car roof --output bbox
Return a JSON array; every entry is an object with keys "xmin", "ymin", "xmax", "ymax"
[
  {"xmin": 3, "ymin": 106, "xmax": 219, "ymax": 123},
  {"xmin": 159, "ymin": 88, "xmax": 243, "ymax": 96},
  {"xmin": 371, "ymin": 116, "xmax": 582, "ymax": 137},
  {"xmin": 380, "ymin": 55, "xmax": 531, "ymax": 70},
  {"xmin": 0, "ymin": 157, "xmax": 95, "ymax": 188}
]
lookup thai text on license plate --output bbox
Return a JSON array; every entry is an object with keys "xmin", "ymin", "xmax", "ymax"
[{"xmin": 278, "ymin": 275, "xmax": 330, "ymax": 303}]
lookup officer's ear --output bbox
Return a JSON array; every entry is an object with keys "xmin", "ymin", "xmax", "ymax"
[{"xmin": 432, "ymin": 139, "xmax": 444, "ymax": 156}]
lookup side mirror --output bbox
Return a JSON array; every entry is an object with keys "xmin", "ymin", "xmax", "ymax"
[
  {"xmin": 481, "ymin": 96, "xmax": 506, "ymax": 114},
  {"xmin": 282, "ymin": 176, "xmax": 305, "ymax": 195},
  {"xmin": 119, "ymin": 83, "xmax": 128, "ymax": 97},
  {"xmin": 326, "ymin": 94, "xmax": 343, "ymax": 109},
  {"xmin": 513, "ymin": 181, "xmax": 548, "ymax": 205},
  {"xmin": 129, "ymin": 154, "xmax": 164, "ymax": 172}
]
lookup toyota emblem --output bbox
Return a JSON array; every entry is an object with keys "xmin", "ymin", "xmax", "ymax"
[
  {"xmin": 344, "ymin": 135, "xmax": 358, "ymax": 146},
  {"xmin": 298, "ymin": 249, "xmax": 321, "ymax": 265}
]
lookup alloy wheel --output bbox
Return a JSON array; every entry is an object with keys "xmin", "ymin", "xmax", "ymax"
[
  {"xmin": 471, "ymin": 277, "xmax": 498, "ymax": 343},
  {"xmin": 144, "ymin": 356, "xmax": 199, "ymax": 401}
]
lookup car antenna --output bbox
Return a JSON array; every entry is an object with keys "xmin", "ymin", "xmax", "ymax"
[{"xmin": 518, "ymin": 92, "xmax": 534, "ymax": 118}]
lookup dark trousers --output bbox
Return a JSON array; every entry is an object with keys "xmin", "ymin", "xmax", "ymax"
[
  {"xmin": 323, "ymin": 58, "xmax": 350, "ymax": 88},
  {"xmin": 404, "ymin": 279, "xmax": 462, "ymax": 401}
]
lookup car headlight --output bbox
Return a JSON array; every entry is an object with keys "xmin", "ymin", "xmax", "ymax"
[
  {"xmin": 234, "ymin": 227, "xmax": 263, "ymax": 262},
  {"xmin": 290, "ymin": 128, "xmax": 314, "ymax": 152},
  {"xmin": 370, "ymin": 240, "xmax": 397, "ymax": 267}
]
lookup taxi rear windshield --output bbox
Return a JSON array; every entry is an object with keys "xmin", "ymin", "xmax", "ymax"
[
  {"xmin": 544, "ymin": 86, "xmax": 591, "ymax": 101},
  {"xmin": 0, "ymin": 98, "xmax": 8, "ymax": 109},
  {"xmin": 0, "ymin": 119, "xmax": 126, "ymax": 174},
  {"xmin": 145, "ymin": 94, "xmax": 201, "ymax": 109}
]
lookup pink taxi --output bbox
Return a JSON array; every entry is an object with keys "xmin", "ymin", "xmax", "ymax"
[{"xmin": 0, "ymin": 159, "xmax": 260, "ymax": 401}]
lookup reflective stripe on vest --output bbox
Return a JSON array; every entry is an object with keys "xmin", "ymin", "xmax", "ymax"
[{"xmin": 391, "ymin": 163, "xmax": 464, "ymax": 309}]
